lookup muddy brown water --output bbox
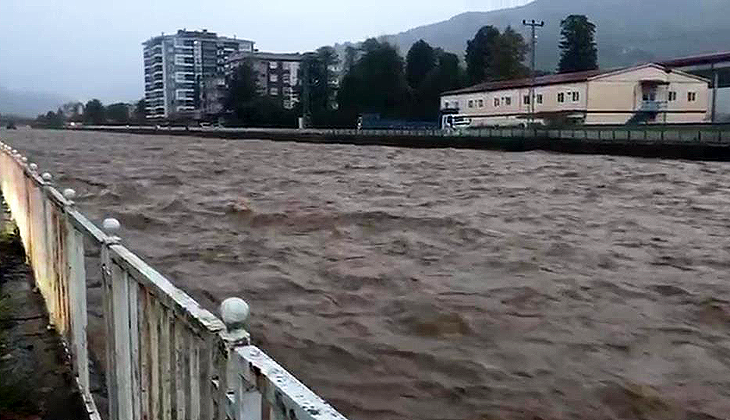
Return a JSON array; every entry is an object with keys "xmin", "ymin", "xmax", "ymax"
[{"xmin": 2, "ymin": 128, "xmax": 730, "ymax": 420}]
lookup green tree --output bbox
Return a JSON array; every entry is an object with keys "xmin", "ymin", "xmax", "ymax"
[
  {"xmin": 406, "ymin": 40, "xmax": 437, "ymax": 90},
  {"xmin": 344, "ymin": 45, "xmax": 358, "ymax": 73},
  {"xmin": 36, "ymin": 110, "xmax": 64, "ymax": 128},
  {"xmin": 337, "ymin": 38, "xmax": 409, "ymax": 118},
  {"xmin": 133, "ymin": 99, "xmax": 146, "ymax": 123},
  {"xmin": 106, "ymin": 102, "xmax": 130, "ymax": 124},
  {"xmin": 83, "ymin": 99, "xmax": 105, "ymax": 125},
  {"xmin": 223, "ymin": 60, "xmax": 260, "ymax": 122},
  {"xmin": 303, "ymin": 46, "xmax": 340, "ymax": 114},
  {"xmin": 489, "ymin": 26, "xmax": 529, "ymax": 81},
  {"xmin": 415, "ymin": 50, "xmax": 466, "ymax": 120},
  {"xmin": 558, "ymin": 15, "xmax": 598, "ymax": 73},
  {"xmin": 465, "ymin": 26, "xmax": 500, "ymax": 85}
]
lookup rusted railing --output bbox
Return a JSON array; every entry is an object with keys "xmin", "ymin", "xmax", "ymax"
[{"xmin": 0, "ymin": 141, "xmax": 348, "ymax": 420}]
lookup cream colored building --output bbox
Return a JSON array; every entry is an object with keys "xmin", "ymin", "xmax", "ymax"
[{"xmin": 441, "ymin": 64, "xmax": 710, "ymax": 126}]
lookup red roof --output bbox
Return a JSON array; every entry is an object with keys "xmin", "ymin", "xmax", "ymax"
[
  {"xmin": 660, "ymin": 51, "xmax": 730, "ymax": 68},
  {"xmin": 442, "ymin": 69, "xmax": 607, "ymax": 96}
]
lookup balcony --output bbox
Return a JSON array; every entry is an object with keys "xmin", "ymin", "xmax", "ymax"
[
  {"xmin": 639, "ymin": 100, "xmax": 667, "ymax": 112},
  {"xmin": 441, "ymin": 103, "xmax": 460, "ymax": 113}
]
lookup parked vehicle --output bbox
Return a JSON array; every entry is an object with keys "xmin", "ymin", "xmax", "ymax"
[{"xmin": 441, "ymin": 114, "xmax": 472, "ymax": 130}]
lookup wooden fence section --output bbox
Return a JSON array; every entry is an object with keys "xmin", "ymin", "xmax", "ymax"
[{"xmin": 0, "ymin": 142, "xmax": 349, "ymax": 420}]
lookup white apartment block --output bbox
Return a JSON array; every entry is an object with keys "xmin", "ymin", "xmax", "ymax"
[{"xmin": 143, "ymin": 29, "xmax": 254, "ymax": 119}]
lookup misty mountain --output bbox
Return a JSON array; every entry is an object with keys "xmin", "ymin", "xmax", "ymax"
[
  {"xmin": 0, "ymin": 86, "xmax": 71, "ymax": 118},
  {"xmin": 378, "ymin": 0, "xmax": 730, "ymax": 71}
]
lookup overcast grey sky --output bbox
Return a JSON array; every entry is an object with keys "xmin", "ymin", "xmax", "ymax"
[{"xmin": 0, "ymin": 0, "xmax": 529, "ymax": 103}]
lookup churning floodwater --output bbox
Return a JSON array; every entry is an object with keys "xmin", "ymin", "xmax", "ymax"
[{"xmin": 3, "ymin": 128, "xmax": 730, "ymax": 420}]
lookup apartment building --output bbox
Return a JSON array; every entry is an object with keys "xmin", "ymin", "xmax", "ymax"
[
  {"xmin": 143, "ymin": 29, "xmax": 254, "ymax": 119},
  {"xmin": 226, "ymin": 52, "xmax": 302, "ymax": 109},
  {"xmin": 441, "ymin": 63, "xmax": 710, "ymax": 126}
]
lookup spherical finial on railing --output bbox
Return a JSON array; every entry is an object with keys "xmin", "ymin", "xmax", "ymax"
[
  {"xmin": 11, "ymin": 149, "xmax": 17, "ymax": 154},
  {"xmin": 21, "ymin": 157, "xmax": 28, "ymax": 163},
  {"xmin": 220, "ymin": 297, "xmax": 250, "ymax": 331},
  {"xmin": 41, "ymin": 172, "xmax": 53, "ymax": 182},
  {"xmin": 29, "ymin": 163, "xmax": 38, "ymax": 171},
  {"xmin": 102, "ymin": 218, "xmax": 121, "ymax": 233},
  {"xmin": 63, "ymin": 188, "xmax": 76, "ymax": 200}
]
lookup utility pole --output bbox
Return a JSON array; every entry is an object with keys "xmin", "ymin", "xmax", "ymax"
[{"xmin": 523, "ymin": 19, "xmax": 544, "ymax": 125}]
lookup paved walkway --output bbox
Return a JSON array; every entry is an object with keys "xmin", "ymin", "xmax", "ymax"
[{"xmin": 0, "ymin": 199, "xmax": 88, "ymax": 420}]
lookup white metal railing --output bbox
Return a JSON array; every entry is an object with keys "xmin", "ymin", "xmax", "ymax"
[
  {"xmin": 0, "ymin": 142, "xmax": 349, "ymax": 420},
  {"xmin": 81, "ymin": 125, "xmax": 730, "ymax": 145}
]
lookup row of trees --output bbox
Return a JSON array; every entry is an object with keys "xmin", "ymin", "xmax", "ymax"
[
  {"xmin": 35, "ymin": 99, "xmax": 146, "ymax": 128},
  {"xmin": 34, "ymin": 14, "xmax": 598, "ymax": 129},
  {"xmin": 321, "ymin": 14, "xmax": 596, "ymax": 125},
  {"xmin": 338, "ymin": 39, "xmax": 464, "ymax": 121},
  {"xmin": 464, "ymin": 15, "xmax": 598, "ymax": 86}
]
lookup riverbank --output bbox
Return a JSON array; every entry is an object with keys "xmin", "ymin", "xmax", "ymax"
[
  {"xmin": 76, "ymin": 124, "xmax": 730, "ymax": 161},
  {"xmin": 0, "ymin": 196, "xmax": 88, "ymax": 420}
]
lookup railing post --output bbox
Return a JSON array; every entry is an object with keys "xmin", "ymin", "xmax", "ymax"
[
  {"xmin": 40, "ymin": 172, "xmax": 60, "ymax": 327},
  {"xmin": 63, "ymin": 189, "xmax": 92, "ymax": 403},
  {"xmin": 101, "ymin": 217, "xmax": 133, "ymax": 420},
  {"xmin": 220, "ymin": 297, "xmax": 258, "ymax": 420}
]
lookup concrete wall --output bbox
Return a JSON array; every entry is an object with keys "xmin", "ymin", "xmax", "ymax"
[
  {"xmin": 715, "ymin": 87, "xmax": 730, "ymax": 121},
  {"xmin": 586, "ymin": 66, "xmax": 709, "ymax": 124}
]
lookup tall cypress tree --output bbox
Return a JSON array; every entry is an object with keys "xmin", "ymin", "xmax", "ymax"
[{"xmin": 558, "ymin": 15, "xmax": 598, "ymax": 73}]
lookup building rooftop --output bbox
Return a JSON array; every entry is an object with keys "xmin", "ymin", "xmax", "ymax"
[
  {"xmin": 660, "ymin": 51, "xmax": 730, "ymax": 67},
  {"xmin": 229, "ymin": 51, "xmax": 304, "ymax": 62},
  {"xmin": 142, "ymin": 29, "xmax": 254, "ymax": 45},
  {"xmin": 443, "ymin": 69, "xmax": 607, "ymax": 96},
  {"xmin": 442, "ymin": 62, "xmax": 711, "ymax": 96}
]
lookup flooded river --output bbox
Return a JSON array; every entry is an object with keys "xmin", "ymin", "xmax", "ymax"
[{"xmin": 2, "ymin": 128, "xmax": 730, "ymax": 420}]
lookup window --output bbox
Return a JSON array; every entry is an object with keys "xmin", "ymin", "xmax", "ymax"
[
  {"xmin": 468, "ymin": 100, "xmax": 474, "ymax": 108},
  {"xmin": 478, "ymin": 99, "xmax": 484, "ymax": 108},
  {"xmin": 668, "ymin": 91, "xmax": 677, "ymax": 102},
  {"xmin": 443, "ymin": 101, "xmax": 449, "ymax": 109},
  {"xmin": 494, "ymin": 98, "xmax": 500, "ymax": 107},
  {"xmin": 503, "ymin": 96, "xmax": 511, "ymax": 106},
  {"xmin": 572, "ymin": 92, "xmax": 580, "ymax": 102},
  {"xmin": 269, "ymin": 61, "xmax": 278, "ymax": 69},
  {"xmin": 536, "ymin": 94, "xmax": 543, "ymax": 104},
  {"xmin": 269, "ymin": 87, "xmax": 278, "ymax": 96},
  {"xmin": 558, "ymin": 92, "xmax": 565, "ymax": 103},
  {"xmin": 688, "ymin": 91, "xmax": 697, "ymax": 102},
  {"xmin": 523, "ymin": 95, "xmax": 530, "ymax": 105},
  {"xmin": 270, "ymin": 74, "xmax": 278, "ymax": 82}
]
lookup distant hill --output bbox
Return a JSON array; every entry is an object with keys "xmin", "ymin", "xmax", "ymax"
[
  {"xmin": 374, "ymin": 0, "xmax": 730, "ymax": 71},
  {"xmin": 0, "ymin": 86, "xmax": 71, "ymax": 118}
]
